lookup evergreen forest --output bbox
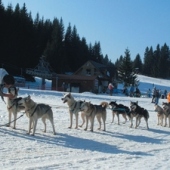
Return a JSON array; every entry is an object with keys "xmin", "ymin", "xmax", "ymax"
[{"xmin": 0, "ymin": 1, "xmax": 170, "ymax": 82}]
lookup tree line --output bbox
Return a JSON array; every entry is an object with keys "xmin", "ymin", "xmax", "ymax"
[
  {"xmin": 116, "ymin": 44, "xmax": 170, "ymax": 87},
  {"xmin": 0, "ymin": 1, "xmax": 170, "ymax": 84},
  {"xmin": 0, "ymin": 1, "xmax": 114, "ymax": 77}
]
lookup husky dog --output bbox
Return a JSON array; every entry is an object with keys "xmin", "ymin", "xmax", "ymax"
[
  {"xmin": 162, "ymin": 102, "xmax": 170, "ymax": 127},
  {"xmin": 18, "ymin": 95, "xmax": 56, "ymax": 136},
  {"xmin": 80, "ymin": 101, "xmax": 108, "ymax": 132},
  {"xmin": 61, "ymin": 93, "xmax": 84, "ymax": 129},
  {"xmin": 109, "ymin": 101, "xmax": 130, "ymax": 124},
  {"xmin": 129, "ymin": 101, "xmax": 149, "ymax": 129},
  {"xmin": 6, "ymin": 87, "xmax": 25, "ymax": 129},
  {"xmin": 154, "ymin": 104, "xmax": 165, "ymax": 126}
]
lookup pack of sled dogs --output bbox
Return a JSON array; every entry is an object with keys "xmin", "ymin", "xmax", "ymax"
[
  {"xmin": 3, "ymin": 91, "xmax": 170, "ymax": 136},
  {"xmin": 62, "ymin": 93, "xmax": 151, "ymax": 131}
]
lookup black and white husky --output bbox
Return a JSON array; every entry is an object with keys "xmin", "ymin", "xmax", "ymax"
[
  {"xmin": 109, "ymin": 101, "xmax": 130, "ymax": 124},
  {"xmin": 129, "ymin": 101, "xmax": 149, "ymax": 129}
]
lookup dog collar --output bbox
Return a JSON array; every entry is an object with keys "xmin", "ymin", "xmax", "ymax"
[{"xmin": 70, "ymin": 102, "xmax": 77, "ymax": 113}]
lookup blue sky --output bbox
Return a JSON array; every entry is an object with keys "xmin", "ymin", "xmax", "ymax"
[{"xmin": 3, "ymin": 0, "xmax": 170, "ymax": 63}]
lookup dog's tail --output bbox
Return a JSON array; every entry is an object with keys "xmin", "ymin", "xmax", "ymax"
[{"xmin": 100, "ymin": 101, "xmax": 109, "ymax": 108}]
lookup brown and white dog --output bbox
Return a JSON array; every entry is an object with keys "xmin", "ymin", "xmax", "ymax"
[{"xmin": 80, "ymin": 101, "xmax": 108, "ymax": 132}]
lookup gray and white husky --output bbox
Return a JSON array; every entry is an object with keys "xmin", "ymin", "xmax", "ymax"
[
  {"xmin": 18, "ymin": 95, "xmax": 56, "ymax": 136},
  {"xmin": 154, "ymin": 104, "xmax": 165, "ymax": 126},
  {"xmin": 61, "ymin": 93, "xmax": 84, "ymax": 129},
  {"xmin": 162, "ymin": 102, "xmax": 170, "ymax": 127}
]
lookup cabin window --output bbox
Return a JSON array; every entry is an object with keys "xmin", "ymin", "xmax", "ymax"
[{"xmin": 86, "ymin": 69, "xmax": 91, "ymax": 75}]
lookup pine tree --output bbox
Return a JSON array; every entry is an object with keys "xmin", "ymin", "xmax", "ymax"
[
  {"xmin": 133, "ymin": 54, "xmax": 143, "ymax": 74},
  {"xmin": 160, "ymin": 43, "xmax": 170, "ymax": 78},
  {"xmin": 152, "ymin": 44, "xmax": 161, "ymax": 77},
  {"xmin": 143, "ymin": 47, "xmax": 154, "ymax": 76},
  {"xmin": 117, "ymin": 49, "xmax": 138, "ymax": 87},
  {"xmin": 44, "ymin": 18, "xmax": 65, "ymax": 73}
]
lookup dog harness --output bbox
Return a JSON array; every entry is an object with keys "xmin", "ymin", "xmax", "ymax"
[
  {"xmin": 85, "ymin": 104, "xmax": 94, "ymax": 117},
  {"xmin": 27, "ymin": 104, "xmax": 51, "ymax": 117},
  {"xmin": 7, "ymin": 97, "xmax": 23, "ymax": 110},
  {"xmin": 26, "ymin": 103, "xmax": 37, "ymax": 117},
  {"xmin": 69, "ymin": 102, "xmax": 77, "ymax": 113},
  {"xmin": 7, "ymin": 87, "xmax": 20, "ymax": 110},
  {"xmin": 70, "ymin": 101, "xmax": 83, "ymax": 113}
]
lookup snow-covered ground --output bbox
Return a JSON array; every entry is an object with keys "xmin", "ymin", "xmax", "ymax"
[{"xmin": 0, "ymin": 75, "xmax": 170, "ymax": 170}]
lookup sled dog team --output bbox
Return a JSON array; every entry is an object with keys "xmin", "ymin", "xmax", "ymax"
[{"xmin": 4, "ymin": 92, "xmax": 170, "ymax": 136}]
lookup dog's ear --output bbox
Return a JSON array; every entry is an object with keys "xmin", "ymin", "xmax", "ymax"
[
  {"xmin": 25, "ymin": 95, "xmax": 31, "ymax": 101},
  {"xmin": 68, "ymin": 93, "xmax": 71, "ymax": 97}
]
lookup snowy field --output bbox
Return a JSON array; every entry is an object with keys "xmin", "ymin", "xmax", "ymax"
[{"xmin": 0, "ymin": 75, "xmax": 170, "ymax": 170}]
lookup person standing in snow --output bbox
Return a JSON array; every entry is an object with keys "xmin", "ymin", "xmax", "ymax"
[
  {"xmin": 154, "ymin": 90, "xmax": 160, "ymax": 105},
  {"xmin": 0, "ymin": 68, "xmax": 16, "ymax": 101},
  {"xmin": 164, "ymin": 89, "xmax": 167, "ymax": 99},
  {"xmin": 167, "ymin": 92, "xmax": 170, "ymax": 103},
  {"xmin": 151, "ymin": 87, "xmax": 156, "ymax": 103},
  {"xmin": 108, "ymin": 83, "xmax": 114, "ymax": 96},
  {"xmin": 147, "ymin": 88, "xmax": 151, "ymax": 98},
  {"xmin": 129, "ymin": 85, "xmax": 134, "ymax": 97}
]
